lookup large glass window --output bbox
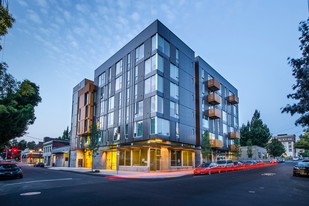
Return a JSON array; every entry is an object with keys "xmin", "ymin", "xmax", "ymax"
[
  {"xmin": 108, "ymin": 67, "xmax": 112, "ymax": 82},
  {"xmin": 170, "ymin": 64, "xmax": 179, "ymax": 81},
  {"xmin": 135, "ymin": 44, "xmax": 144, "ymax": 62},
  {"xmin": 108, "ymin": 112, "xmax": 114, "ymax": 127},
  {"xmin": 115, "ymin": 76, "xmax": 122, "ymax": 92},
  {"xmin": 126, "ymin": 88, "xmax": 130, "ymax": 104},
  {"xmin": 134, "ymin": 121, "xmax": 143, "ymax": 137},
  {"xmin": 158, "ymin": 35, "xmax": 170, "ymax": 57},
  {"xmin": 170, "ymin": 101, "xmax": 179, "ymax": 118},
  {"xmin": 222, "ymin": 111, "xmax": 227, "ymax": 123},
  {"xmin": 100, "ymin": 99, "xmax": 105, "ymax": 115},
  {"xmin": 170, "ymin": 82, "xmax": 179, "ymax": 99},
  {"xmin": 135, "ymin": 101, "xmax": 143, "ymax": 118},
  {"xmin": 108, "ymin": 96, "xmax": 114, "ymax": 111},
  {"xmin": 176, "ymin": 48, "xmax": 179, "ymax": 64},
  {"xmin": 150, "ymin": 117, "xmax": 170, "ymax": 136},
  {"xmin": 99, "ymin": 116, "xmax": 104, "ymax": 129},
  {"xmin": 126, "ymin": 106, "xmax": 130, "ymax": 122},
  {"xmin": 171, "ymin": 150, "xmax": 181, "ymax": 166},
  {"xmin": 152, "ymin": 34, "xmax": 157, "ymax": 51},
  {"xmin": 133, "ymin": 148, "xmax": 148, "ymax": 166},
  {"xmin": 223, "ymin": 123, "xmax": 228, "ymax": 134},
  {"xmin": 127, "ymin": 53, "xmax": 131, "ymax": 69},
  {"xmin": 127, "ymin": 70, "xmax": 131, "ymax": 86},
  {"xmin": 119, "ymin": 150, "xmax": 131, "ymax": 166},
  {"xmin": 116, "ymin": 60, "xmax": 122, "ymax": 76},
  {"xmin": 98, "ymin": 72, "xmax": 106, "ymax": 87},
  {"xmin": 176, "ymin": 122, "xmax": 179, "ymax": 138},
  {"xmin": 135, "ymin": 66, "xmax": 138, "ymax": 82},
  {"xmin": 145, "ymin": 54, "xmax": 164, "ymax": 76},
  {"xmin": 145, "ymin": 74, "xmax": 163, "ymax": 94},
  {"xmin": 114, "ymin": 127, "xmax": 120, "ymax": 141},
  {"xmin": 183, "ymin": 151, "xmax": 193, "ymax": 166},
  {"xmin": 150, "ymin": 95, "xmax": 163, "ymax": 113}
]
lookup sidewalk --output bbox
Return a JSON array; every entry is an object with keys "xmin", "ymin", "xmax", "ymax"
[{"xmin": 48, "ymin": 167, "xmax": 194, "ymax": 179}]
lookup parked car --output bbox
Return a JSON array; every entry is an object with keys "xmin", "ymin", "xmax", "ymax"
[
  {"xmin": 277, "ymin": 158, "xmax": 285, "ymax": 163},
  {"xmin": 293, "ymin": 160, "xmax": 309, "ymax": 177},
  {"xmin": 194, "ymin": 162, "xmax": 218, "ymax": 175},
  {"xmin": 244, "ymin": 160, "xmax": 257, "ymax": 165},
  {"xmin": 216, "ymin": 159, "xmax": 234, "ymax": 167},
  {"xmin": 34, "ymin": 162, "xmax": 45, "ymax": 167},
  {"xmin": 0, "ymin": 163, "xmax": 23, "ymax": 179},
  {"xmin": 293, "ymin": 157, "xmax": 299, "ymax": 161}
]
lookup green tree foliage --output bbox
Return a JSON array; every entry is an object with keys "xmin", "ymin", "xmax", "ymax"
[
  {"xmin": 240, "ymin": 110, "xmax": 271, "ymax": 147},
  {"xmin": 247, "ymin": 139, "xmax": 253, "ymax": 159},
  {"xmin": 27, "ymin": 141, "xmax": 36, "ymax": 150},
  {"xmin": 282, "ymin": 19, "xmax": 309, "ymax": 127},
  {"xmin": 0, "ymin": 5, "xmax": 42, "ymax": 145},
  {"xmin": 88, "ymin": 122, "xmax": 100, "ymax": 172},
  {"xmin": 201, "ymin": 130, "xmax": 211, "ymax": 162},
  {"xmin": 58, "ymin": 127, "xmax": 69, "ymax": 140},
  {"xmin": 234, "ymin": 138, "xmax": 241, "ymax": 159},
  {"xmin": 295, "ymin": 128, "xmax": 309, "ymax": 150},
  {"xmin": 267, "ymin": 139, "xmax": 285, "ymax": 158}
]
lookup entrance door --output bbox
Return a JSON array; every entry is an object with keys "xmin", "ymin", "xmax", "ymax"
[
  {"xmin": 150, "ymin": 149, "xmax": 161, "ymax": 171},
  {"xmin": 107, "ymin": 151, "xmax": 117, "ymax": 170}
]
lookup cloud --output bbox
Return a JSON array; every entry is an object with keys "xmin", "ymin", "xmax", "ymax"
[
  {"xmin": 17, "ymin": 0, "xmax": 28, "ymax": 7},
  {"xmin": 76, "ymin": 4, "xmax": 89, "ymax": 14},
  {"xmin": 131, "ymin": 12, "xmax": 140, "ymax": 22},
  {"xmin": 27, "ymin": 10, "xmax": 42, "ymax": 24},
  {"xmin": 35, "ymin": 0, "xmax": 49, "ymax": 9}
]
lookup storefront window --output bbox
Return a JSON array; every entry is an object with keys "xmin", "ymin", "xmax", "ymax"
[
  {"xmin": 171, "ymin": 150, "xmax": 181, "ymax": 166},
  {"xmin": 133, "ymin": 148, "xmax": 148, "ymax": 166}
]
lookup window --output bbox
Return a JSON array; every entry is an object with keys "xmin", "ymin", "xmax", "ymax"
[
  {"xmin": 223, "ymin": 124, "xmax": 228, "ymax": 134},
  {"xmin": 222, "ymin": 111, "xmax": 227, "ymax": 123},
  {"xmin": 170, "ymin": 64, "xmax": 179, "ymax": 81},
  {"xmin": 176, "ymin": 48, "xmax": 179, "ymax": 64},
  {"xmin": 119, "ymin": 150, "xmax": 131, "ymax": 166},
  {"xmin": 108, "ymin": 112, "xmax": 114, "ymax": 127},
  {"xmin": 127, "ymin": 70, "xmax": 131, "ymax": 86},
  {"xmin": 145, "ymin": 54, "xmax": 164, "ymax": 76},
  {"xmin": 100, "ymin": 99, "xmax": 105, "ymax": 115},
  {"xmin": 126, "ymin": 88, "xmax": 130, "ymax": 104},
  {"xmin": 133, "ymin": 148, "xmax": 148, "ymax": 166},
  {"xmin": 108, "ymin": 67, "xmax": 112, "ymax": 82},
  {"xmin": 135, "ymin": 44, "xmax": 144, "ymax": 62},
  {"xmin": 135, "ymin": 66, "xmax": 138, "ymax": 82},
  {"xmin": 108, "ymin": 82, "xmax": 112, "ymax": 96},
  {"xmin": 98, "ymin": 72, "xmax": 106, "ymax": 87},
  {"xmin": 108, "ymin": 96, "xmax": 114, "ymax": 111},
  {"xmin": 118, "ymin": 108, "xmax": 122, "ymax": 125},
  {"xmin": 170, "ymin": 101, "xmax": 179, "ymax": 118},
  {"xmin": 99, "ymin": 116, "xmax": 104, "ymax": 129},
  {"xmin": 85, "ymin": 105, "xmax": 89, "ymax": 117},
  {"xmin": 145, "ymin": 74, "xmax": 163, "ymax": 94},
  {"xmin": 125, "ymin": 124, "xmax": 129, "ymax": 139},
  {"xmin": 150, "ymin": 95, "xmax": 163, "ymax": 113},
  {"xmin": 176, "ymin": 122, "xmax": 179, "ymax": 138},
  {"xmin": 115, "ymin": 76, "xmax": 122, "ymax": 92},
  {"xmin": 158, "ymin": 35, "xmax": 170, "ymax": 57},
  {"xmin": 183, "ymin": 151, "xmax": 193, "ymax": 166},
  {"xmin": 202, "ymin": 115, "xmax": 209, "ymax": 129},
  {"xmin": 171, "ymin": 150, "xmax": 181, "ymax": 166},
  {"xmin": 134, "ymin": 84, "xmax": 138, "ymax": 100},
  {"xmin": 150, "ymin": 117, "xmax": 170, "ymax": 136},
  {"xmin": 126, "ymin": 106, "xmax": 130, "ymax": 122},
  {"xmin": 116, "ymin": 60, "xmax": 122, "ymax": 76},
  {"xmin": 113, "ymin": 127, "xmax": 120, "ymax": 141},
  {"xmin": 134, "ymin": 121, "xmax": 143, "ymax": 137},
  {"xmin": 170, "ymin": 83, "xmax": 179, "ymax": 99},
  {"xmin": 84, "ymin": 93, "xmax": 89, "ymax": 105},
  {"xmin": 135, "ymin": 101, "xmax": 143, "ymax": 118},
  {"xmin": 127, "ymin": 53, "xmax": 131, "ymax": 69},
  {"xmin": 152, "ymin": 34, "xmax": 157, "ymax": 51}
]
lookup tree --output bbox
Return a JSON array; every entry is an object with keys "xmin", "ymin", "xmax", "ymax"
[
  {"xmin": 27, "ymin": 141, "xmax": 36, "ymax": 150},
  {"xmin": 88, "ymin": 122, "xmax": 100, "ymax": 172},
  {"xmin": 295, "ymin": 128, "xmax": 309, "ymax": 150},
  {"xmin": 234, "ymin": 138, "xmax": 241, "ymax": 160},
  {"xmin": 58, "ymin": 127, "xmax": 69, "ymax": 140},
  {"xmin": 281, "ymin": 19, "xmax": 309, "ymax": 127},
  {"xmin": 201, "ymin": 130, "xmax": 211, "ymax": 162},
  {"xmin": 267, "ymin": 139, "xmax": 285, "ymax": 158},
  {"xmin": 247, "ymin": 139, "xmax": 253, "ymax": 159},
  {"xmin": 0, "ymin": 4, "xmax": 42, "ymax": 145},
  {"xmin": 240, "ymin": 110, "xmax": 271, "ymax": 147}
]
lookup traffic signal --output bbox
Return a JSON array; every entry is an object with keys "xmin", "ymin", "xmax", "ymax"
[{"xmin": 12, "ymin": 147, "xmax": 18, "ymax": 153}]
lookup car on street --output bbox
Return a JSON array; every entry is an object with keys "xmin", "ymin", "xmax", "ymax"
[
  {"xmin": 34, "ymin": 162, "xmax": 45, "ymax": 167},
  {"xmin": 216, "ymin": 159, "xmax": 234, "ymax": 167},
  {"xmin": 293, "ymin": 157, "xmax": 299, "ymax": 161},
  {"xmin": 194, "ymin": 162, "xmax": 218, "ymax": 175},
  {"xmin": 277, "ymin": 158, "xmax": 285, "ymax": 163},
  {"xmin": 293, "ymin": 160, "xmax": 309, "ymax": 177},
  {"xmin": 0, "ymin": 162, "xmax": 23, "ymax": 179},
  {"xmin": 244, "ymin": 160, "xmax": 257, "ymax": 165}
]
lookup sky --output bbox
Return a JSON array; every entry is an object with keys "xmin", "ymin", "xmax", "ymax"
[{"xmin": 1, "ymin": 0, "xmax": 307, "ymax": 143}]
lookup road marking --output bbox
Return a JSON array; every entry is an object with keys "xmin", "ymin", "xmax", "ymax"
[
  {"xmin": 20, "ymin": 192, "xmax": 41, "ymax": 196},
  {"xmin": 261, "ymin": 173, "xmax": 276, "ymax": 176},
  {"xmin": 248, "ymin": 191, "xmax": 256, "ymax": 194},
  {"xmin": 4, "ymin": 178, "xmax": 73, "ymax": 186},
  {"xmin": 259, "ymin": 187, "xmax": 265, "ymax": 189}
]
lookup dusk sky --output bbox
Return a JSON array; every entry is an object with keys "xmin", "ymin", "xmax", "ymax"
[{"xmin": 2, "ymin": 0, "xmax": 307, "ymax": 142}]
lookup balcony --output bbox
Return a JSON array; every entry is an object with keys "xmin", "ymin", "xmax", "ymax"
[
  {"xmin": 210, "ymin": 139, "xmax": 222, "ymax": 148},
  {"xmin": 227, "ymin": 95, "xmax": 239, "ymax": 104},
  {"xmin": 208, "ymin": 108, "xmax": 221, "ymax": 119},
  {"xmin": 229, "ymin": 144, "xmax": 236, "ymax": 152},
  {"xmin": 207, "ymin": 79, "xmax": 220, "ymax": 92},
  {"xmin": 207, "ymin": 93, "xmax": 221, "ymax": 105},
  {"xmin": 228, "ymin": 132, "xmax": 240, "ymax": 139}
]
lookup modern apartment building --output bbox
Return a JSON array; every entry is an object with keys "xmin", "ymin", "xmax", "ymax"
[
  {"xmin": 272, "ymin": 134, "xmax": 296, "ymax": 158},
  {"xmin": 69, "ymin": 20, "xmax": 239, "ymax": 171}
]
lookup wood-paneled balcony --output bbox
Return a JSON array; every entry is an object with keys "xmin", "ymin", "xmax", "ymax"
[
  {"xmin": 229, "ymin": 144, "xmax": 236, "ymax": 152},
  {"xmin": 210, "ymin": 139, "xmax": 222, "ymax": 148},
  {"xmin": 207, "ymin": 79, "xmax": 220, "ymax": 92},
  {"xmin": 207, "ymin": 93, "xmax": 221, "ymax": 105},
  {"xmin": 227, "ymin": 95, "xmax": 239, "ymax": 104},
  {"xmin": 228, "ymin": 132, "xmax": 240, "ymax": 139},
  {"xmin": 208, "ymin": 108, "xmax": 221, "ymax": 119}
]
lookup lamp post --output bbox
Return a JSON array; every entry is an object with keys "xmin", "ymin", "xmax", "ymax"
[{"xmin": 116, "ymin": 145, "xmax": 119, "ymax": 175}]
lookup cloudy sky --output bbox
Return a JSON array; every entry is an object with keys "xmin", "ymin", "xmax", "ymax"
[{"xmin": 2, "ymin": 0, "xmax": 307, "ymax": 142}]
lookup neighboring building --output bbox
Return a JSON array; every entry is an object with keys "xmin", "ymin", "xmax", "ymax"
[
  {"xmin": 69, "ymin": 79, "xmax": 95, "ymax": 168},
  {"xmin": 272, "ymin": 134, "xmax": 296, "ymax": 158},
  {"xmin": 43, "ymin": 140, "xmax": 70, "ymax": 166},
  {"xmin": 52, "ymin": 146, "xmax": 70, "ymax": 167},
  {"xmin": 21, "ymin": 148, "xmax": 43, "ymax": 164},
  {"xmin": 239, "ymin": 145, "xmax": 268, "ymax": 161},
  {"xmin": 70, "ymin": 19, "xmax": 239, "ymax": 171},
  {"xmin": 195, "ymin": 57, "xmax": 239, "ymax": 162}
]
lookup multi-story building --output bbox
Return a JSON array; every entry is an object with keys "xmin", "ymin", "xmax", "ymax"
[
  {"xmin": 69, "ymin": 20, "xmax": 239, "ymax": 171},
  {"xmin": 43, "ymin": 139, "xmax": 69, "ymax": 166},
  {"xmin": 272, "ymin": 134, "xmax": 296, "ymax": 158},
  {"xmin": 69, "ymin": 79, "xmax": 95, "ymax": 168},
  {"xmin": 195, "ymin": 57, "xmax": 239, "ymax": 162}
]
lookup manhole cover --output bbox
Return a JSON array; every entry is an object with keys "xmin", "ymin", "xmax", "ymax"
[{"xmin": 20, "ymin": 192, "xmax": 41, "ymax": 196}]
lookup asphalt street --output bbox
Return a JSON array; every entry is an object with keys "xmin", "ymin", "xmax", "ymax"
[{"xmin": 0, "ymin": 162, "xmax": 308, "ymax": 206}]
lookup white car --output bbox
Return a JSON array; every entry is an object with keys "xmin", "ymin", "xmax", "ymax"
[{"xmin": 293, "ymin": 157, "xmax": 299, "ymax": 161}]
